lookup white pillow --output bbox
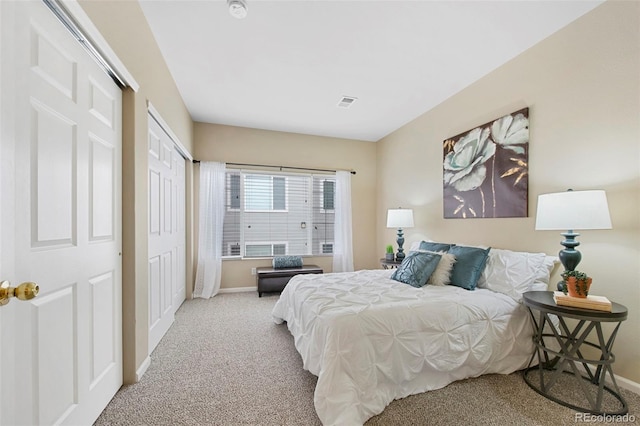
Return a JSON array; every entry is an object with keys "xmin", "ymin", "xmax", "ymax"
[
  {"xmin": 530, "ymin": 255, "xmax": 559, "ymax": 291},
  {"xmin": 477, "ymin": 248, "xmax": 554, "ymax": 301},
  {"xmin": 413, "ymin": 249, "xmax": 456, "ymax": 286}
]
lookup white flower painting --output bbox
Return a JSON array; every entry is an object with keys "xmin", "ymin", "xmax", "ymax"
[{"xmin": 443, "ymin": 108, "xmax": 529, "ymax": 219}]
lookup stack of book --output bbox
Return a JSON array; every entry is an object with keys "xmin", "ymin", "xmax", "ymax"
[{"xmin": 553, "ymin": 291, "xmax": 612, "ymax": 312}]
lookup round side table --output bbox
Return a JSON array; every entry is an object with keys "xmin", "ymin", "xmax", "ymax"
[
  {"xmin": 522, "ymin": 291, "xmax": 628, "ymax": 415},
  {"xmin": 379, "ymin": 258, "xmax": 402, "ymax": 269}
]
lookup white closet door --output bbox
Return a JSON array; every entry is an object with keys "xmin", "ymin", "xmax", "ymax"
[
  {"xmin": 148, "ymin": 114, "xmax": 186, "ymax": 353},
  {"xmin": 0, "ymin": 1, "xmax": 122, "ymax": 424}
]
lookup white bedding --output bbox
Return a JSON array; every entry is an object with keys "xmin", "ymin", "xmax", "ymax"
[{"xmin": 272, "ymin": 269, "xmax": 534, "ymax": 426}]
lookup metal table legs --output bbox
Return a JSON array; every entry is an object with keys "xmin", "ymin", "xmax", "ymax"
[{"xmin": 523, "ymin": 309, "xmax": 628, "ymax": 415}]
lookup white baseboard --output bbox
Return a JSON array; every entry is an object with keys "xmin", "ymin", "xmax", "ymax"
[
  {"xmin": 218, "ymin": 286, "xmax": 256, "ymax": 294},
  {"xmin": 136, "ymin": 356, "xmax": 151, "ymax": 382},
  {"xmin": 616, "ymin": 374, "xmax": 640, "ymax": 395}
]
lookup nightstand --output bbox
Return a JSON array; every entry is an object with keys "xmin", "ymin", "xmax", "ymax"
[
  {"xmin": 522, "ymin": 291, "xmax": 628, "ymax": 415},
  {"xmin": 380, "ymin": 258, "xmax": 402, "ymax": 269}
]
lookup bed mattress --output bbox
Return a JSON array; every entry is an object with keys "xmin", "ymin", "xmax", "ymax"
[{"xmin": 272, "ymin": 269, "xmax": 534, "ymax": 425}]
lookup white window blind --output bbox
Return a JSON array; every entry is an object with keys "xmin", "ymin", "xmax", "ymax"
[{"xmin": 222, "ymin": 170, "xmax": 335, "ymax": 258}]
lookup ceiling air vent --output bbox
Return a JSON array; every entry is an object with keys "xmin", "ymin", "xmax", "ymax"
[{"xmin": 337, "ymin": 96, "xmax": 357, "ymax": 108}]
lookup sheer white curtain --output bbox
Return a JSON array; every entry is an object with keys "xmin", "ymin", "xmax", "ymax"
[
  {"xmin": 194, "ymin": 162, "xmax": 226, "ymax": 298},
  {"xmin": 332, "ymin": 170, "xmax": 354, "ymax": 272}
]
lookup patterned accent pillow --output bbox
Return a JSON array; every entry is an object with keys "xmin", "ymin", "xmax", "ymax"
[
  {"xmin": 391, "ymin": 251, "xmax": 442, "ymax": 288},
  {"xmin": 448, "ymin": 246, "xmax": 491, "ymax": 290},
  {"xmin": 272, "ymin": 256, "xmax": 303, "ymax": 269}
]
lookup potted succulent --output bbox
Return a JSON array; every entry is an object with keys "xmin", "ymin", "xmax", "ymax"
[
  {"xmin": 385, "ymin": 245, "xmax": 395, "ymax": 262},
  {"xmin": 560, "ymin": 270, "xmax": 592, "ymax": 298}
]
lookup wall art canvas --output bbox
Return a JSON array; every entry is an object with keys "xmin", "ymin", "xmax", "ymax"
[{"xmin": 443, "ymin": 108, "xmax": 529, "ymax": 219}]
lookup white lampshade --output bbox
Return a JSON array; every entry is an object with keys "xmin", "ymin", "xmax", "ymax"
[
  {"xmin": 535, "ymin": 190, "xmax": 612, "ymax": 231},
  {"xmin": 386, "ymin": 208, "xmax": 414, "ymax": 228}
]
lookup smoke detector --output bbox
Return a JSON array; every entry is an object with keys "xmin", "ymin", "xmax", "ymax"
[
  {"xmin": 337, "ymin": 96, "xmax": 357, "ymax": 108},
  {"xmin": 228, "ymin": 0, "xmax": 248, "ymax": 19}
]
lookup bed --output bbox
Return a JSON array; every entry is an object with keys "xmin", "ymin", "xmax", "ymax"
[{"xmin": 272, "ymin": 245, "xmax": 557, "ymax": 425}]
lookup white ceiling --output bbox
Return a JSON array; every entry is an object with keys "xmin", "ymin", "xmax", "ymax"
[{"xmin": 139, "ymin": 0, "xmax": 603, "ymax": 142}]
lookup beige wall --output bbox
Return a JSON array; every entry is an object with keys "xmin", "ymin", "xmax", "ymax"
[
  {"xmin": 194, "ymin": 123, "xmax": 378, "ymax": 288},
  {"xmin": 376, "ymin": 1, "xmax": 640, "ymax": 382},
  {"xmin": 79, "ymin": 0, "xmax": 195, "ymax": 383},
  {"xmin": 79, "ymin": 0, "xmax": 640, "ymax": 387}
]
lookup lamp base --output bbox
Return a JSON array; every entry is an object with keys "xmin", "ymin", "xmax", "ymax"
[
  {"xmin": 396, "ymin": 228, "xmax": 405, "ymax": 261},
  {"xmin": 558, "ymin": 229, "xmax": 582, "ymax": 291}
]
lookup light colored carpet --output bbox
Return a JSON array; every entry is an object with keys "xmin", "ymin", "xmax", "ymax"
[{"xmin": 95, "ymin": 292, "xmax": 640, "ymax": 425}]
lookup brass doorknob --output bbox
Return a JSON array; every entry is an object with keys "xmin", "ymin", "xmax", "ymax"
[{"xmin": 0, "ymin": 280, "xmax": 39, "ymax": 306}]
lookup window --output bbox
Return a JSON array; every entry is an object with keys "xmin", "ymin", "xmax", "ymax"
[
  {"xmin": 222, "ymin": 170, "xmax": 335, "ymax": 258},
  {"xmin": 321, "ymin": 243, "xmax": 333, "ymax": 254},
  {"xmin": 245, "ymin": 243, "xmax": 287, "ymax": 257},
  {"xmin": 228, "ymin": 174, "xmax": 240, "ymax": 210},
  {"xmin": 228, "ymin": 243, "xmax": 240, "ymax": 256},
  {"xmin": 312, "ymin": 176, "xmax": 334, "ymax": 257},
  {"xmin": 244, "ymin": 174, "xmax": 287, "ymax": 211},
  {"xmin": 322, "ymin": 180, "xmax": 335, "ymax": 211}
]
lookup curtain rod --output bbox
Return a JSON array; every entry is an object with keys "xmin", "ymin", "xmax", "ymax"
[{"xmin": 192, "ymin": 160, "xmax": 356, "ymax": 175}]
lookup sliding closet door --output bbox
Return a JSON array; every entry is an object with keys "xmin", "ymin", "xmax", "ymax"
[
  {"xmin": 0, "ymin": 1, "xmax": 122, "ymax": 424},
  {"xmin": 148, "ymin": 114, "xmax": 186, "ymax": 353}
]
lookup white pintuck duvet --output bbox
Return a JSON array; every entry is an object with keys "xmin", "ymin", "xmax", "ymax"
[{"xmin": 272, "ymin": 269, "xmax": 534, "ymax": 426}]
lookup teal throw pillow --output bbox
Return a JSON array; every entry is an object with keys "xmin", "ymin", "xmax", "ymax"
[
  {"xmin": 272, "ymin": 255, "xmax": 303, "ymax": 269},
  {"xmin": 419, "ymin": 241, "xmax": 455, "ymax": 252},
  {"xmin": 448, "ymin": 246, "xmax": 491, "ymax": 290},
  {"xmin": 391, "ymin": 251, "xmax": 442, "ymax": 288}
]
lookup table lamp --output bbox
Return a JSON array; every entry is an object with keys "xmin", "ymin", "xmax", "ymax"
[
  {"xmin": 386, "ymin": 208, "xmax": 414, "ymax": 261},
  {"xmin": 535, "ymin": 189, "xmax": 612, "ymax": 289}
]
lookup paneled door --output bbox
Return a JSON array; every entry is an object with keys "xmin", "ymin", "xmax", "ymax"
[
  {"xmin": 0, "ymin": 1, "xmax": 122, "ymax": 425},
  {"xmin": 148, "ymin": 114, "xmax": 186, "ymax": 353}
]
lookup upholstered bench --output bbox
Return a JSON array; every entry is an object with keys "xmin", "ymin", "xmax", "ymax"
[{"xmin": 256, "ymin": 265, "xmax": 323, "ymax": 297}]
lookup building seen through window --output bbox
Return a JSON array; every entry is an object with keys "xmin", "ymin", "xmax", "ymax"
[{"xmin": 223, "ymin": 170, "xmax": 335, "ymax": 258}]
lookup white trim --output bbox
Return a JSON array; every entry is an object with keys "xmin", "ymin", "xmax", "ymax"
[
  {"xmin": 60, "ymin": 0, "xmax": 139, "ymax": 91},
  {"xmin": 615, "ymin": 374, "xmax": 640, "ymax": 395},
  {"xmin": 135, "ymin": 356, "xmax": 151, "ymax": 382},
  {"xmin": 147, "ymin": 102, "xmax": 192, "ymax": 161},
  {"xmin": 218, "ymin": 286, "xmax": 256, "ymax": 294}
]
